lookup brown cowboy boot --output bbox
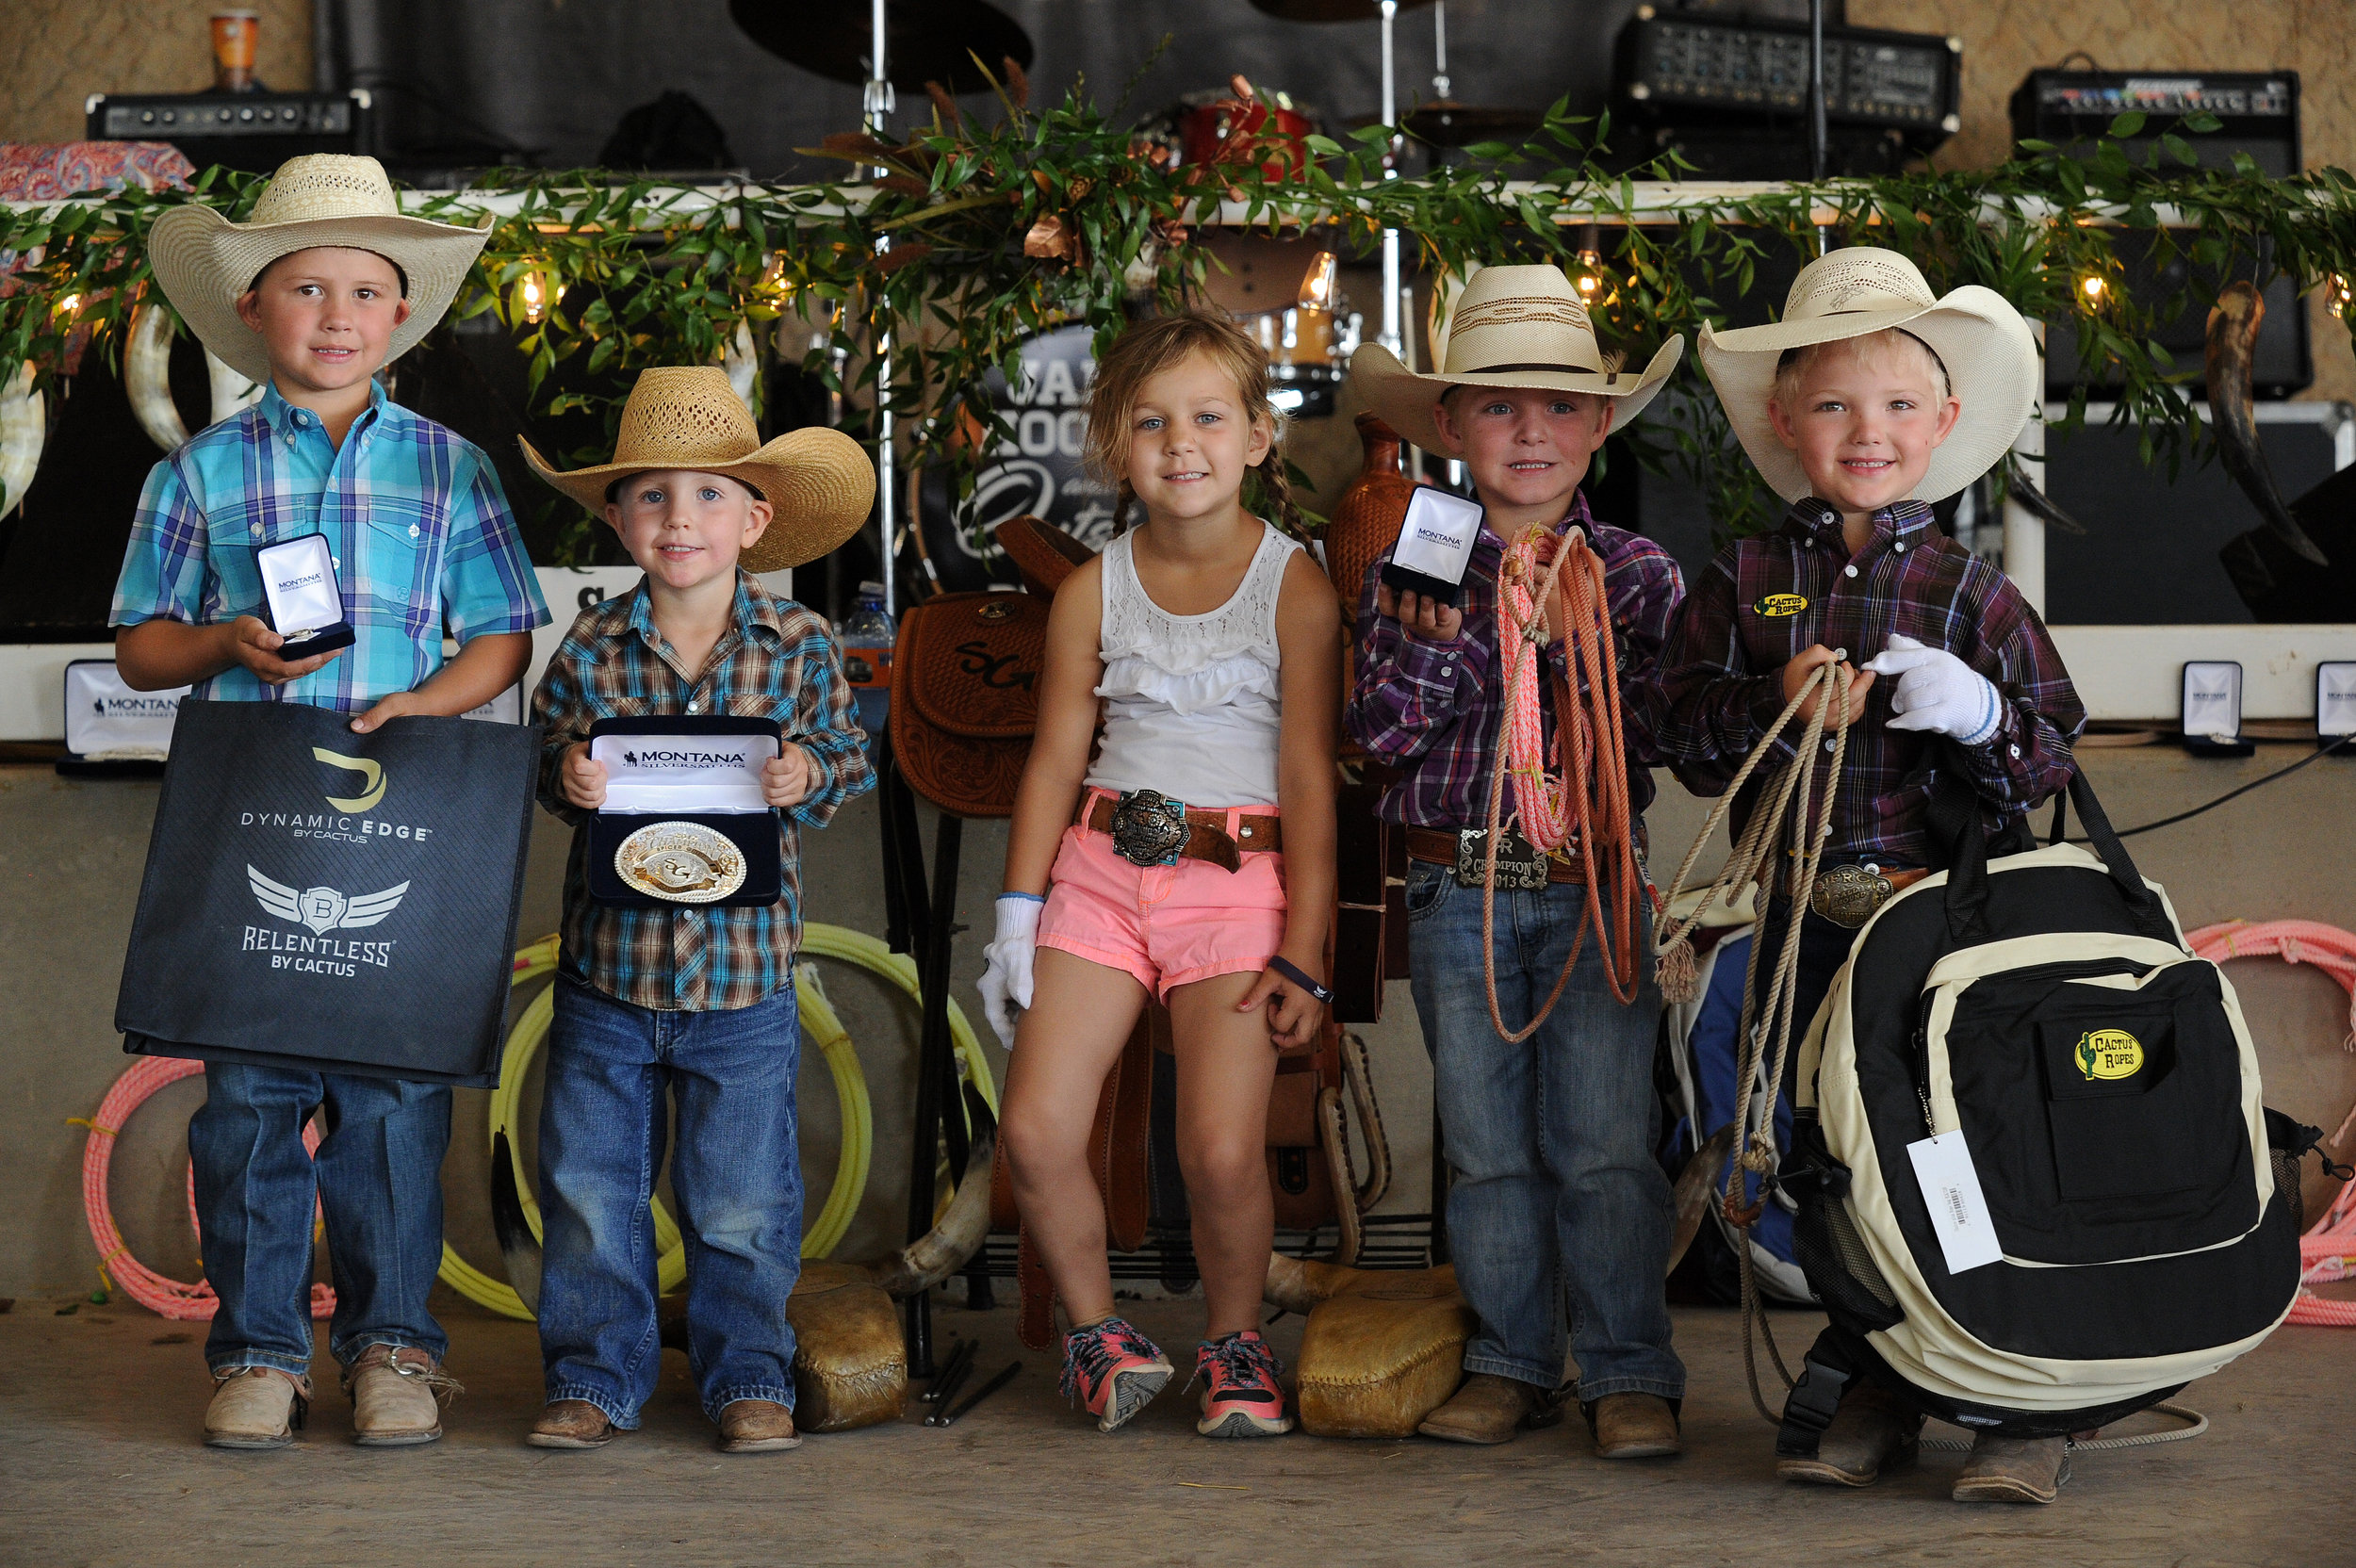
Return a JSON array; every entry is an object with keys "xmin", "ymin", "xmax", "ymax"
[
  {"xmin": 1416, "ymin": 1373, "xmax": 1563, "ymax": 1446},
  {"xmin": 204, "ymin": 1366, "xmax": 310, "ymax": 1450},
  {"xmin": 1587, "ymin": 1392, "xmax": 1683, "ymax": 1459},
  {"xmin": 344, "ymin": 1344, "xmax": 462, "ymax": 1446},
  {"xmin": 527, "ymin": 1399, "xmax": 620, "ymax": 1449},
  {"xmin": 1953, "ymin": 1434, "xmax": 2071, "ymax": 1504},
  {"xmin": 1776, "ymin": 1380, "xmax": 1922, "ymax": 1487},
  {"xmin": 716, "ymin": 1399, "xmax": 801, "ymax": 1454}
]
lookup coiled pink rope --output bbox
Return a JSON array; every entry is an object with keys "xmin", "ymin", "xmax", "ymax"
[
  {"xmin": 2187, "ymin": 920, "xmax": 2356, "ymax": 1327},
  {"xmin": 77, "ymin": 1054, "xmax": 332, "ymax": 1321}
]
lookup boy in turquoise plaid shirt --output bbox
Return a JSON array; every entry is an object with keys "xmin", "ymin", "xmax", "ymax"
[{"xmin": 110, "ymin": 155, "xmax": 548, "ymax": 1450}]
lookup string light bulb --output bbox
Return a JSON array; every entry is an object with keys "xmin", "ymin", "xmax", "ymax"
[
  {"xmin": 1573, "ymin": 250, "xmax": 1606, "ymax": 301},
  {"xmin": 2078, "ymin": 273, "xmax": 2108, "ymax": 308},
  {"xmin": 2327, "ymin": 274, "xmax": 2354, "ymax": 316},
  {"xmin": 755, "ymin": 251, "xmax": 791, "ymax": 302},
  {"xmin": 1296, "ymin": 251, "xmax": 1337, "ymax": 313},
  {"xmin": 518, "ymin": 268, "xmax": 561, "ymax": 326}
]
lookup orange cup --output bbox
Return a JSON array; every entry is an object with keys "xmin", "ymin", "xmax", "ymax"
[{"xmin": 212, "ymin": 9, "xmax": 259, "ymax": 93}]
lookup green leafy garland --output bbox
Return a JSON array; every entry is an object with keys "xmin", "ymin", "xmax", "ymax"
[{"xmin": 6, "ymin": 85, "xmax": 2354, "ymax": 561}]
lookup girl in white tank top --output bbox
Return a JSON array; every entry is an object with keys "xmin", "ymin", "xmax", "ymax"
[{"xmin": 979, "ymin": 314, "xmax": 1340, "ymax": 1440}]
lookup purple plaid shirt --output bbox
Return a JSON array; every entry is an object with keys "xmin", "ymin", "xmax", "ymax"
[
  {"xmin": 1645, "ymin": 497, "xmax": 2086, "ymax": 866},
  {"xmin": 1345, "ymin": 491, "xmax": 1685, "ymax": 829}
]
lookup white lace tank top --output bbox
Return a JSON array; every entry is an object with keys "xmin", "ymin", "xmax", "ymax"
[{"xmin": 1084, "ymin": 521, "xmax": 1302, "ymax": 808}]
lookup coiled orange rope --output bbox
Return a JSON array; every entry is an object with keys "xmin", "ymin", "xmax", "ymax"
[{"xmin": 1479, "ymin": 523, "xmax": 1643, "ymax": 1042}]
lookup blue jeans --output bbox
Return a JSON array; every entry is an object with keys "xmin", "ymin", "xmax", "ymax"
[
  {"xmin": 537, "ymin": 976, "xmax": 804, "ymax": 1425},
  {"xmin": 188, "ymin": 1063, "xmax": 451, "ymax": 1377},
  {"xmin": 1406, "ymin": 859, "xmax": 1685, "ymax": 1402}
]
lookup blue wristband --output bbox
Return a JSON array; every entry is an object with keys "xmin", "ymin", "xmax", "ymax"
[
  {"xmin": 1268, "ymin": 956, "xmax": 1333, "ymax": 1005},
  {"xmin": 1000, "ymin": 890, "xmax": 1046, "ymax": 905}
]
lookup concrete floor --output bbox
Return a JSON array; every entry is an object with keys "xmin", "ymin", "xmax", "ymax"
[{"xmin": 5, "ymin": 1290, "xmax": 2353, "ymax": 1568}]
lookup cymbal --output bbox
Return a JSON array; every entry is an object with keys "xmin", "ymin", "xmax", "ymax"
[
  {"xmin": 730, "ymin": 0, "xmax": 1033, "ymax": 94},
  {"xmin": 1247, "ymin": 0, "xmax": 1434, "ymax": 20},
  {"xmin": 1402, "ymin": 101, "xmax": 1544, "ymax": 147}
]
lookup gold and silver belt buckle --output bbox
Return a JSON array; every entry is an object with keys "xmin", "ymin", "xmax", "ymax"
[
  {"xmin": 615, "ymin": 821, "xmax": 747, "ymax": 904},
  {"xmin": 1810, "ymin": 862, "xmax": 1893, "ymax": 928},
  {"xmin": 1455, "ymin": 826, "xmax": 1550, "ymax": 890},
  {"xmin": 1109, "ymin": 789, "xmax": 1188, "ymax": 869}
]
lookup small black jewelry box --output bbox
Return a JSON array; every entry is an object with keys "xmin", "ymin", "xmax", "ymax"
[
  {"xmin": 255, "ymin": 532, "xmax": 357, "ymax": 656},
  {"xmin": 584, "ymin": 715, "xmax": 784, "ymax": 908},
  {"xmin": 1379, "ymin": 487, "xmax": 1487, "ymax": 609}
]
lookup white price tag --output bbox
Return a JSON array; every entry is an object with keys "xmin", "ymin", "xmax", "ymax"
[{"xmin": 1906, "ymin": 1131, "xmax": 2004, "ymax": 1275}]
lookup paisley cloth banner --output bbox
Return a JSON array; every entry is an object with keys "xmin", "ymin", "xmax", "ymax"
[{"xmin": 114, "ymin": 699, "xmax": 539, "ymax": 1086}]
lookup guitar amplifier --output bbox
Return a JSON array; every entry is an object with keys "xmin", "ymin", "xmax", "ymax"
[
  {"xmin": 2012, "ymin": 71, "xmax": 2308, "ymax": 398},
  {"xmin": 1612, "ymin": 6, "xmax": 1959, "ymax": 175},
  {"xmin": 85, "ymin": 90, "xmax": 370, "ymax": 174}
]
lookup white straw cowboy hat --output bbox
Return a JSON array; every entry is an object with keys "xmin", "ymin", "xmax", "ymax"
[
  {"xmin": 1697, "ymin": 246, "xmax": 2040, "ymax": 505},
  {"xmin": 1353, "ymin": 263, "xmax": 1684, "ymax": 454},
  {"xmin": 147, "ymin": 154, "xmax": 493, "ymax": 386},
  {"xmin": 522, "ymin": 367, "xmax": 876, "ymax": 574}
]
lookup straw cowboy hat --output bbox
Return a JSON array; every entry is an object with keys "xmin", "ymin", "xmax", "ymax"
[
  {"xmin": 1353, "ymin": 263, "xmax": 1684, "ymax": 454},
  {"xmin": 147, "ymin": 154, "xmax": 493, "ymax": 386},
  {"xmin": 522, "ymin": 367, "xmax": 876, "ymax": 573},
  {"xmin": 1697, "ymin": 246, "xmax": 2040, "ymax": 505}
]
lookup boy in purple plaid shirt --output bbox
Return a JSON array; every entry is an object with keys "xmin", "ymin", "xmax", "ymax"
[
  {"xmin": 1345, "ymin": 266, "xmax": 1693, "ymax": 1458},
  {"xmin": 1653, "ymin": 248, "xmax": 2086, "ymax": 1504}
]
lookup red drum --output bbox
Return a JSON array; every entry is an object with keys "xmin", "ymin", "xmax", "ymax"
[{"xmin": 1137, "ymin": 89, "xmax": 1319, "ymax": 181}]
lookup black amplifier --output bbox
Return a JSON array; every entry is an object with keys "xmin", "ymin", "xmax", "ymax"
[
  {"xmin": 1615, "ymin": 7, "xmax": 1960, "ymax": 139},
  {"xmin": 2010, "ymin": 71, "xmax": 2299, "ymax": 174},
  {"xmin": 2012, "ymin": 71, "xmax": 2307, "ymax": 397},
  {"xmin": 85, "ymin": 90, "xmax": 371, "ymax": 175}
]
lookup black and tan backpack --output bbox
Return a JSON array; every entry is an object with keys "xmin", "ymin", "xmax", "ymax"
[{"xmin": 1775, "ymin": 769, "xmax": 2333, "ymax": 1453}]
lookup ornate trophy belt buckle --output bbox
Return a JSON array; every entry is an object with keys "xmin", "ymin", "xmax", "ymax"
[
  {"xmin": 1110, "ymin": 789, "xmax": 1189, "ymax": 868},
  {"xmin": 1456, "ymin": 826, "xmax": 1550, "ymax": 890},
  {"xmin": 616, "ymin": 822, "xmax": 748, "ymax": 904},
  {"xmin": 1810, "ymin": 862, "xmax": 1893, "ymax": 928}
]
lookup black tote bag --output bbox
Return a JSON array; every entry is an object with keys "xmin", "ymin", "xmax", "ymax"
[{"xmin": 115, "ymin": 698, "xmax": 540, "ymax": 1086}]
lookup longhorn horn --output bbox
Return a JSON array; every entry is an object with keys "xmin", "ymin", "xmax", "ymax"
[
  {"xmin": 0, "ymin": 363, "xmax": 41, "ymax": 520},
  {"xmin": 865, "ymin": 1086, "xmax": 999, "ymax": 1299},
  {"xmin": 490, "ymin": 1127, "xmax": 544, "ymax": 1317},
  {"xmin": 722, "ymin": 319, "xmax": 760, "ymax": 409},
  {"xmin": 125, "ymin": 302, "xmax": 191, "ymax": 452},
  {"xmin": 1667, "ymin": 1122, "xmax": 1740, "ymax": 1275}
]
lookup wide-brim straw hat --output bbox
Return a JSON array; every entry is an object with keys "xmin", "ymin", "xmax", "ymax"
[
  {"xmin": 147, "ymin": 154, "xmax": 493, "ymax": 386},
  {"xmin": 522, "ymin": 367, "xmax": 875, "ymax": 574},
  {"xmin": 1354, "ymin": 263, "xmax": 1684, "ymax": 454},
  {"xmin": 1697, "ymin": 246, "xmax": 2039, "ymax": 504}
]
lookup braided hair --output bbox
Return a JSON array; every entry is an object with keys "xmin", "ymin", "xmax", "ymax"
[{"xmin": 1084, "ymin": 312, "xmax": 1308, "ymax": 539}]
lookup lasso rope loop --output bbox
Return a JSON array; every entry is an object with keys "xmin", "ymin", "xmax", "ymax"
[{"xmin": 1479, "ymin": 523, "xmax": 1645, "ymax": 1045}]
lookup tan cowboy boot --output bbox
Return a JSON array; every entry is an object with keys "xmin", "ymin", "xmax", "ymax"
[
  {"xmin": 1416, "ymin": 1373, "xmax": 1562, "ymax": 1445},
  {"xmin": 1588, "ymin": 1393, "xmax": 1683, "ymax": 1459},
  {"xmin": 527, "ymin": 1399, "xmax": 620, "ymax": 1450},
  {"xmin": 1953, "ymin": 1434, "xmax": 2071, "ymax": 1504},
  {"xmin": 1776, "ymin": 1380, "xmax": 1922, "ymax": 1487},
  {"xmin": 717, "ymin": 1399, "xmax": 801, "ymax": 1453},
  {"xmin": 204, "ymin": 1366, "xmax": 310, "ymax": 1450},
  {"xmin": 343, "ymin": 1345, "xmax": 462, "ymax": 1446}
]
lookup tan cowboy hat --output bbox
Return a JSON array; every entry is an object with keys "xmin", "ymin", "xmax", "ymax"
[
  {"xmin": 147, "ymin": 154, "xmax": 493, "ymax": 386},
  {"xmin": 1353, "ymin": 263, "xmax": 1684, "ymax": 454},
  {"xmin": 1697, "ymin": 246, "xmax": 2040, "ymax": 505},
  {"xmin": 522, "ymin": 367, "xmax": 876, "ymax": 573}
]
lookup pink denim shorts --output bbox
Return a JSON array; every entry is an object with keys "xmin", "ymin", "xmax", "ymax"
[{"xmin": 1035, "ymin": 791, "xmax": 1288, "ymax": 1001}]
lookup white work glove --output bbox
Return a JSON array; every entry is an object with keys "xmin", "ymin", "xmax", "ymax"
[
  {"xmin": 977, "ymin": 894, "xmax": 1043, "ymax": 1050},
  {"xmin": 1863, "ymin": 633, "xmax": 2004, "ymax": 746}
]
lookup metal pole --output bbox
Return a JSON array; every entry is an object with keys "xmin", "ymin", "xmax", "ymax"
[
  {"xmin": 1379, "ymin": 0, "xmax": 1402, "ymax": 357},
  {"xmin": 1808, "ymin": 0, "xmax": 1830, "ymax": 255},
  {"xmin": 1432, "ymin": 0, "xmax": 1448, "ymax": 101},
  {"xmin": 2004, "ymin": 330, "xmax": 2050, "ymax": 614},
  {"xmin": 867, "ymin": 0, "xmax": 898, "ymax": 617}
]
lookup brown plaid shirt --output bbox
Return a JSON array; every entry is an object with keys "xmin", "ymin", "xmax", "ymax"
[{"xmin": 532, "ymin": 572, "xmax": 874, "ymax": 1011}]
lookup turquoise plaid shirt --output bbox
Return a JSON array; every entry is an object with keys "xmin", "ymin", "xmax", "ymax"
[
  {"xmin": 532, "ymin": 573, "xmax": 875, "ymax": 1011},
  {"xmin": 110, "ymin": 383, "xmax": 549, "ymax": 712}
]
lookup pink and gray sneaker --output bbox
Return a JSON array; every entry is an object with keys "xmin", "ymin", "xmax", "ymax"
[
  {"xmin": 1059, "ymin": 1317, "xmax": 1174, "ymax": 1432},
  {"xmin": 1192, "ymin": 1331, "xmax": 1294, "ymax": 1438}
]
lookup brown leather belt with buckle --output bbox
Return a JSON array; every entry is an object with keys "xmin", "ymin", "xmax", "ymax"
[
  {"xmin": 1085, "ymin": 789, "xmax": 1281, "ymax": 873},
  {"xmin": 1405, "ymin": 826, "xmax": 1586, "ymax": 889},
  {"xmin": 1785, "ymin": 862, "xmax": 1930, "ymax": 927}
]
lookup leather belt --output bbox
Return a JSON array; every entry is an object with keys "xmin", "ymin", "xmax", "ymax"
[
  {"xmin": 1083, "ymin": 789, "xmax": 1281, "ymax": 873},
  {"xmin": 1405, "ymin": 826, "xmax": 1587, "ymax": 888},
  {"xmin": 1781, "ymin": 862, "xmax": 1929, "ymax": 928}
]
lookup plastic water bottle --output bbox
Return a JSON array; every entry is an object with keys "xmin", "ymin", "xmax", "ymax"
[{"xmin": 837, "ymin": 580, "xmax": 895, "ymax": 743}]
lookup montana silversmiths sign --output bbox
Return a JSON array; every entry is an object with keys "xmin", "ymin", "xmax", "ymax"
[{"xmin": 114, "ymin": 698, "xmax": 540, "ymax": 1086}]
